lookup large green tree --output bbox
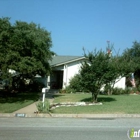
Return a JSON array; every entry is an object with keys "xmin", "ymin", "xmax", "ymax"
[
  {"xmin": 0, "ymin": 17, "xmax": 54, "ymax": 88},
  {"xmin": 79, "ymin": 48, "xmax": 134, "ymax": 102}
]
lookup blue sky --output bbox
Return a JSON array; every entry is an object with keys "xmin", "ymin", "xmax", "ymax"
[{"xmin": 0, "ymin": 0, "xmax": 140, "ymax": 56}]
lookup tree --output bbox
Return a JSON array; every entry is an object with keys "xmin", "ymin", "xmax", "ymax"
[
  {"xmin": 122, "ymin": 41, "xmax": 140, "ymax": 86},
  {"xmin": 79, "ymin": 47, "xmax": 135, "ymax": 102},
  {"xmin": 0, "ymin": 17, "xmax": 54, "ymax": 90}
]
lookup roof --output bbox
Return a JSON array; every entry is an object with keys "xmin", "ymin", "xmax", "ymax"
[{"xmin": 50, "ymin": 55, "xmax": 85, "ymax": 67}]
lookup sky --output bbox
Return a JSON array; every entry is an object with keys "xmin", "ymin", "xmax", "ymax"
[{"xmin": 0, "ymin": 0, "xmax": 140, "ymax": 56}]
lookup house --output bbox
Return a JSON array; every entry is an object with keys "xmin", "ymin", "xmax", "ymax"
[
  {"xmin": 47, "ymin": 55, "xmax": 126, "ymax": 90},
  {"xmin": 7, "ymin": 56, "xmax": 126, "ymax": 90},
  {"xmin": 47, "ymin": 55, "xmax": 85, "ymax": 89}
]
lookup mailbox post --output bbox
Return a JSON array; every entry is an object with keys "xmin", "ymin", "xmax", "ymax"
[{"xmin": 42, "ymin": 88, "xmax": 49, "ymax": 107}]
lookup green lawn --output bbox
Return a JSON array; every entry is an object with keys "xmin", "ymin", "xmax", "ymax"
[
  {"xmin": 0, "ymin": 92, "xmax": 39, "ymax": 113},
  {"xmin": 51, "ymin": 93, "xmax": 140, "ymax": 114}
]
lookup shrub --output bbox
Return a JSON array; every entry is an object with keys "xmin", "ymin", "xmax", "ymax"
[
  {"xmin": 137, "ymin": 85, "xmax": 140, "ymax": 92},
  {"xmin": 65, "ymin": 86, "xmax": 76, "ymax": 93},
  {"xmin": 112, "ymin": 88, "xmax": 130, "ymax": 95},
  {"xmin": 59, "ymin": 89, "xmax": 66, "ymax": 93},
  {"xmin": 36, "ymin": 99, "xmax": 50, "ymax": 113},
  {"xmin": 30, "ymin": 80, "xmax": 45, "ymax": 92},
  {"xmin": 66, "ymin": 74, "xmax": 89, "ymax": 93},
  {"xmin": 68, "ymin": 74, "xmax": 82, "ymax": 92},
  {"xmin": 129, "ymin": 87, "xmax": 140, "ymax": 94},
  {"xmin": 131, "ymin": 87, "xmax": 138, "ymax": 93},
  {"xmin": 123, "ymin": 88, "xmax": 131, "ymax": 94}
]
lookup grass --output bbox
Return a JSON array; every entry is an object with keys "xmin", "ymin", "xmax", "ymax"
[
  {"xmin": 0, "ymin": 91, "xmax": 39, "ymax": 113},
  {"xmin": 51, "ymin": 93, "xmax": 140, "ymax": 114}
]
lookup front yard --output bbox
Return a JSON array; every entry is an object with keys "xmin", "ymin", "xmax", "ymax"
[
  {"xmin": 50, "ymin": 93, "xmax": 140, "ymax": 114},
  {"xmin": 0, "ymin": 92, "xmax": 39, "ymax": 113},
  {"xmin": 0, "ymin": 92, "xmax": 140, "ymax": 114}
]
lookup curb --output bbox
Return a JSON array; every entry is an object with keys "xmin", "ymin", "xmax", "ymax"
[
  {"xmin": 0, "ymin": 113, "xmax": 140, "ymax": 118},
  {"xmin": 50, "ymin": 114, "xmax": 140, "ymax": 118}
]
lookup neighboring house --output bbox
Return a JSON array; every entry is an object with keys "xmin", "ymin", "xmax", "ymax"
[{"xmin": 47, "ymin": 55, "xmax": 126, "ymax": 90}]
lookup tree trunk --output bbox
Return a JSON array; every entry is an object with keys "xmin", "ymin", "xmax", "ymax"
[{"xmin": 92, "ymin": 92, "xmax": 98, "ymax": 103}]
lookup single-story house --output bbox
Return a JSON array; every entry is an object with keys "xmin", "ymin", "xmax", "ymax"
[
  {"xmin": 47, "ymin": 55, "xmax": 126, "ymax": 90},
  {"xmin": 47, "ymin": 55, "xmax": 85, "ymax": 89},
  {"xmin": 6, "ymin": 56, "xmax": 126, "ymax": 90}
]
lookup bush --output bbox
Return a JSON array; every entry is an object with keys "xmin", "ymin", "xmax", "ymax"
[
  {"xmin": 68, "ymin": 74, "xmax": 82, "ymax": 91},
  {"xmin": 59, "ymin": 89, "xmax": 66, "ymax": 93},
  {"xmin": 65, "ymin": 74, "xmax": 89, "ymax": 93},
  {"xmin": 129, "ymin": 87, "xmax": 140, "ymax": 94},
  {"xmin": 29, "ymin": 80, "xmax": 45, "ymax": 92},
  {"xmin": 131, "ymin": 87, "xmax": 138, "ymax": 93},
  {"xmin": 112, "ymin": 88, "xmax": 130, "ymax": 95},
  {"xmin": 137, "ymin": 85, "xmax": 140, "ymax": 92},
  {"xmin": 36, "ymin": 99, "xmax": 50, "ymax": 113},
  {"xmin": 65, "ymin": 86, "xmax": 76, "ymax": 93},
  {"xmin": 123, "ymin": 88, "xmax": 132, "ymax": 94}
]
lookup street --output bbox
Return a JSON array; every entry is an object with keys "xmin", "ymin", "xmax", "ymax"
[{"xmin": 0, "ymin": 117, "xmax": 140, "ymax": 140}]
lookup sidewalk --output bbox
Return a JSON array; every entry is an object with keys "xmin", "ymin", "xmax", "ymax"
[
  {"xmin": 13, "ymin": 101, "xmax": 38, "ymax": 114},
  {"xmin": 13, "ymin": 95, "xmax": 54, "ymax": 114}
]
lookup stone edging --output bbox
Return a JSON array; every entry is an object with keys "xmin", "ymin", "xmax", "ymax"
[{"xmin": 50, "ymin": 102, "xmax": 102, "ymax": 110}]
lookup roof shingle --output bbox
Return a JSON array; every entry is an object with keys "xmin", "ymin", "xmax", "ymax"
[{"xmin": 50, "ymin": 55, "xmax": 85, "ymax": 66}]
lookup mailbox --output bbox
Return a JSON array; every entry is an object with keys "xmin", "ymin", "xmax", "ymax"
[
  {"xmin": 41, "ymin": 87, "xmax": 49, "ymax": 107},
  {"xmin": 42, "ymin": 87, "xmax": 49, "ymax": 94}
]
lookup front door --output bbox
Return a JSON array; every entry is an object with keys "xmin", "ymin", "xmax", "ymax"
[{"xmin": 50, "ymin": 70, "xmax": 63, "ymax": 89}]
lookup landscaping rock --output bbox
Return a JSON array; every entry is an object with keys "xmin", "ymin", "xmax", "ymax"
[{"xmin": 50, "ymin": 102, "xmax": 102, "ymax": 110}]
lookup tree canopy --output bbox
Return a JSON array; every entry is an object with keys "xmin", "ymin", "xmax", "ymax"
[
  {"xmin": 123, "ymin": 41, "xmax": 140, "ymax": 85},
  {"xmin": 0, "ymin": 17, "xmax": 54, "ymax": 80},
  {"xmin": 79, "ymin": 46, "xmax": 135, "ymax": 102},
  {"xmin": 123, "ymin": 41, "xmax": 140, "ymax": 69}
]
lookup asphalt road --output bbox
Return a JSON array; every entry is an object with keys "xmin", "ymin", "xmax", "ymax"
[{"xmin": 0, "ymin": 117, "xmax": 140, "ymax": 140}]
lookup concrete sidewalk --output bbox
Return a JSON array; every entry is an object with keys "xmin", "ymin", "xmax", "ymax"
[
  {"xmin": 13, "ymin": 102, "xmax": 38, "ymax": 114},
  {"xmin": 13, "ymin": 93, "xmax": 54, "ymax": 115}
]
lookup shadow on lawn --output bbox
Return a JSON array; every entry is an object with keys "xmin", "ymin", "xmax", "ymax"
[
  {"xmin": 81, "ymin": 96, "xmax": 116, "ymax": 102},
  {"xmin": 45, "ymin": 93, "xmax": 65, "ymax": 100},
  {"xmin": 52, "ymin": 94, "xmax": 65, "ymax": 98},
  {"xmin": 0, "ymin": 91, "xmax": 39, "ymax": 103}
]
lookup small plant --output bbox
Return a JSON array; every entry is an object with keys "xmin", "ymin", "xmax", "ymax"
[
  {"xmin": 130, "ymin": 87, "xmax": 139, "ymax": 94},
  {"xmin": 137, "ymin": 85, "xmax": 140, "ymax": 92},
  {"xmin": 36, "ymin": 99, "xmax": 50, "ymax": 113},
  {"xmin": 112, "ymin": 88, "xmax": 127, "ymax": 95},
  {"xmin": 123, "ymin": 88, "xmax": 131, "ymax": 94},
  {"xmin": 114, "ymin": 87, "xmax": 133, "ymax": 95},
  {"xmin": 65, "ymin": 86, "xmax": 76, "ymax": 93},
  {"xmin": 59, "ymin": 89, "xmax": 66, "ymax": 93}
]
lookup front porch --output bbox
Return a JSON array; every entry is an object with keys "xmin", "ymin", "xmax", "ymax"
[{"xmin": 48, "ymin": 70, "xmax": 63, "ymax": 89}]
